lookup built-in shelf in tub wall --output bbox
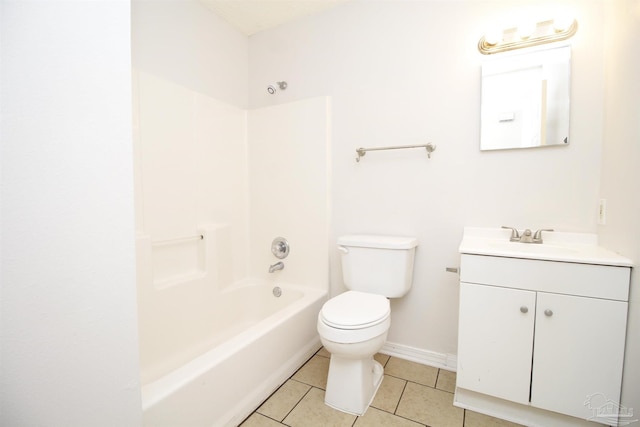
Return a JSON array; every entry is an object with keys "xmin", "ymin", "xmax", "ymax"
[
  {"xmin": 151, "ymin": 232, "xmax": 205, "ymax": 288},
  {"xmin": 137, "ymin": 223, "xmax": 233, "ymax": 290}
]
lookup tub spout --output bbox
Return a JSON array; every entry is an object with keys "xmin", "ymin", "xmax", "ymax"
[{"xmin": 269, "ymin": 262, "xmax": 284, "ymax": 273}]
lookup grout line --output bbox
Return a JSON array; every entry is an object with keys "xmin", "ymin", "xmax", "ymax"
[
  {"xmin": 289, "ymin": 378, "xmax": 310, "ymax": 387},
  {"xmin": 394, "ymin": 377, "xmax": 409, "ymax": 415},
  {"xmin": 383, "ymin": 372, "xmax": 439, "ymax": 390},
  {"xmin": 314, "ymin": 348, "xmax": 330, "ymax": 359},
  {"xmin": 292, "ymin": 354, "xmax": 318, "ymax": 376},
  {"xmin": 384, "ymin": 404, "xmax": 430, "ymax": 427},
  {"xmin": 280, "ymin": 384, "xmax": 315, "ymax": 425},
  {"xmin": 261, "ymin": 412, "xmax": 284, "ymax": 424},
  {"xmin": 393, "ymin": 413, "xmax": 428, "ymax": 426},
  {"xmin": 255, "ymin": 384, "xmax": 285, "ymax": 414},
  {"xmin": 294, "ymin": 382, "xmax": 321, "ymax": 389},
  {"xmin": 239, "ymin": 412, "xmax": 281, "ymax": 426},
  {"xmin": 380, "ymin": 354, "xmax": 391, "ymax": 368},
  {"xmin": 365, "ymin": 400, "xmax": 428, "ymax": 427}
]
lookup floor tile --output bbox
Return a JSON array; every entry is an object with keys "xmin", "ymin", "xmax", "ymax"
[
  {"xmin": 355, "ymin": 406, "xmax": 425, "ymax": 427},
  {"xmin": 436, "ymin": 369, "xmax": 457, "ymax": 393},
  {"xmin": 291, "ymin": 355, "xmax": 329, "ymax": 389},
  {"xmin": 371, "ymin": 374, "xmax": 406, "ymax": 413},
  {"xmin": 385, "ymin": 357, "xmax": 439, "ymax": 387},
  {"xmin": 282, "ymin": 387, "xmax": 357, "ymax": 427},
  {"xmin": 316, "ymin": 347, "xmax": 330, "ymax": 358},
  {"xmin": 396, "ymin": 382, "xmax": 464, "ymax": 427},
  {"xmin": 239, "ymin": 412, "xmax": 284, "ymax": 427},
  {"xmin": 257, "ymin": 379, "xmax": 311, "ymax": 421},
  {"xmin": 374, "ymin": 352, "xmax": 390, "ymax": 366},
  {"xmin": 464, "ymin": 410, "xmax": 525, "ymax": 427}
]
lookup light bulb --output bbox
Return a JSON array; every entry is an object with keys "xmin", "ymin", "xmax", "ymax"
[
  {"xmin": 553, "ymin": 15, "xmax": 574, "ymax": 32},
  {"xmin": 517, "ymin": 21, "xmax": 536, "ymax": 39},
  {"xmin": 484, "ymin": 29, "xmax": 502, "ymax": 46}
]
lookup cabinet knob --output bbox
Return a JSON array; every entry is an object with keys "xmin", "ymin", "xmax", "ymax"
[
  {"xmin": 544, "ymin": 309, "xmax": 553, "ymax": 317},
  {"xmin": 520, "ymin": 306, "xmax": 528, "ymax": 313}
]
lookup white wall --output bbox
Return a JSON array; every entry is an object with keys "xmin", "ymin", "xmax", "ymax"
[
  {"xmin": 249, "ymin": 0, "xmax": 606, "ymax": 357},
  {"xmin": 132, "ymin": 0, "xmax": 248, "ymax": 108},
  {"xmin": 601, "ymin": 0, "xmax": 640, "ymax": 415},
  {"xmin": 0, "ymin": 1, "xmax": 141, "ymax": 426}
]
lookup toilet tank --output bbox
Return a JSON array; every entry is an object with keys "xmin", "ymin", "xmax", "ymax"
[{"xmin": 338, "ymin": 235, "xmax": 418, "ymax": 298}]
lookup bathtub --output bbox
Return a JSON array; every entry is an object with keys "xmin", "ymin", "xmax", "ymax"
[{"xmin": 139, "ymin": 280, "xmax": 327, "ymax": 427}]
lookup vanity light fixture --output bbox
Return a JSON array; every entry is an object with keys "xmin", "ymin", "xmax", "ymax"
[{"xmin": 478, "ymin": 18, "xmax": 578, "ymax": 55}]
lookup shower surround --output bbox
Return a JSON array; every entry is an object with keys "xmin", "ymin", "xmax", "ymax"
[{"xmin": 133, "ymin": 70, "xmax": 330, "ymax": 425}]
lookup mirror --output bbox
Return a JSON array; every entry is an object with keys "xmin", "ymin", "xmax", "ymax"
[{"xmin": 480, "ymin": 46, "xmax": 571, "ymax": 151}]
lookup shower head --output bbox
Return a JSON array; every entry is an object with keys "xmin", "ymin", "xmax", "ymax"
[{"xmin": 267, "ymin": 81, "xmax": 288, "ymax": 94}]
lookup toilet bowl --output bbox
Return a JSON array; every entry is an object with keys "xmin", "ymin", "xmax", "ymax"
[
  {"xmin": 317, "ymin": 234, "xmax": 418, "ymax": 416},
  {"xmin": 317, "ymin": 291, "xmax": 391, "ymax": 415}
]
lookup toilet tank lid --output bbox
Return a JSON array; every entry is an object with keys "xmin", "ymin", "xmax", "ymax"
[{"xmin": 338, "ymin": 234, "xmax": 418, "ymax": 249}]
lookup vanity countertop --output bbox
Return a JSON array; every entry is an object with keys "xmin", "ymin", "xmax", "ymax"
[{"xmin": 459, "ymin": 227, "xmax": 633, "ymax": 267}]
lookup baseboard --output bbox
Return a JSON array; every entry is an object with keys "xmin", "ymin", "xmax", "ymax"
[
  {"xmin": 381, "ymin": 341, "xmax": 457, "ymax": 372},
  {"xmin": 454, "ymin": 387, "xmax": 598, "ymax": 427}
]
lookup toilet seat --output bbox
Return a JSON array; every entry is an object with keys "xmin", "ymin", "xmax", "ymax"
[
  {"xmin": 318, "ymin": 291, "xmax": 391, "ymax": 344},
  {"xmin": 320, "ymin": 291, "xmax": 390, "ymax": 329}
]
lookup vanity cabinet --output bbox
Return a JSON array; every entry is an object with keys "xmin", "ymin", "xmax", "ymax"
[
  {"xmin": 457, "ymin": 254, "xmax": 630, "ymax": 424},
  {"xmin": 458, "ymin": 282, "xmax": 536, "ymax": 405}
]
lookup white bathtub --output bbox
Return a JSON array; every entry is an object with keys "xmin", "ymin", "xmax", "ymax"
[{"xmin": 140, "ymin": 281, "xmax": 327, "ymax": 427}]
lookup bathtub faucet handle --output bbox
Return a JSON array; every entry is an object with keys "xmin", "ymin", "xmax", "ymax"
[
  {"xmin": 269, "ymin": 261, "xmax": 284, "ymax": 273},
  {"xmin": 271, "ymin": 237, "xmax": 290, "ymax": 259}
]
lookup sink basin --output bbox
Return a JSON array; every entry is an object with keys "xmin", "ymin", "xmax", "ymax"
[{"xmin": 459, "ymin": 227, "xmax": 632, "ymax": 266}]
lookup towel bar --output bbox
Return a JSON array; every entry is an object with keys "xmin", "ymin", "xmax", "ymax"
[{"xmin": 355, "ymin": 143, "xmax": 436, "ymax": 162}]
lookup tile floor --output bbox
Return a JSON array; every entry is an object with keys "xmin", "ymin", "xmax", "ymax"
[{"xmin": 240, "ymin": 348, "xmax": 523, "ymax": 427}]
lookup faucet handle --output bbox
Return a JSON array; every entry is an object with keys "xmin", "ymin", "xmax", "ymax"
[
  {"xmin": 533, "ymin": 228, "xmax": 554, "ymax": 242},
  {"xmin": 501, "ymin": 226, "xmax": 521, "ymax": 242}
]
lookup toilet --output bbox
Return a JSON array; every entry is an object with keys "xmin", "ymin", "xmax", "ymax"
[{"xmin": 317, "ymin": 234, "xmax": 418, "ymax": 415}]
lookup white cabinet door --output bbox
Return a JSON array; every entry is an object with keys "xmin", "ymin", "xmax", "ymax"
[
  {"xmin": 457, "ymin": 282, "xmax": 536, "ymax": 404},
  {"xmin": 531, "ymin": 292, "xmax": 628, "ymax": 420}
]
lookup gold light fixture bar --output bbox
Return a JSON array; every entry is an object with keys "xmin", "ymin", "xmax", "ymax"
[{"xmin": 478, "ymin": 19, "xmax": 578, "ymax": 55}]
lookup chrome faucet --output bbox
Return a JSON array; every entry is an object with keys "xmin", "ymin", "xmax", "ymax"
[
  {"xmin": 502, "ymin": 226, "xmax": 521, "ymax": 242},
  {"xmin": 532, "ymin": 228, "xmax": 554, "ymax": 244},
  {"xmin": 520, "ymin": 229, "xmax": 534, "ymax": 243},
  {"xmin": 268, "ymin": 261, "xmax": 284, "ymax": 273},
  {"xmin": 502, "ymin": 226, "xmax": 554, "ymax": 244}
]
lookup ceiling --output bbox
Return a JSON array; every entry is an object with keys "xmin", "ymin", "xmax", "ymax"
[{"xmin": 200, "ymin": 0, "xmax": 349, "ymax": 36}]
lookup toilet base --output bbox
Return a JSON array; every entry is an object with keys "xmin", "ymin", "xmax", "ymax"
[{"xmin": 324, "ymin": 356, "xmax": 385, "ymax": 416}]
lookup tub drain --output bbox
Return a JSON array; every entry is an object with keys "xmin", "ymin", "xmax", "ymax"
[{"xmin": 272, "ymin": 286, "xmax": 282, "ymax": 297}]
